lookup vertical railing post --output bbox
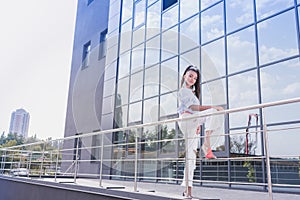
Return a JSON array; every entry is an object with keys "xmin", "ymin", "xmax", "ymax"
[
  {"xmin": 263, "ymin": 113, "xmax": 273, "ymax": 200},
  {"xmin": 0, "ymin": 150, "xmax": 5, "ymax": 174},
  {"xmin": 99, "ymin": 133, "xmax": 104, "ymax": 187},
  {"xmin": 54, "ymin": 141, "xmax": 60, "ymax": 182},
  {"xmin": 10, "ymin": 152, "xmax": 14, "ymax": 173},
  {"xmin": 39, "ymin": 142, "xmax": 46, "ymax": 179},
  {"xmin": 134, "ymin": 130, "xmax": 138, "ymax": 192},
  {"xmin": 73, "ymin": 136, "xmax": 80, "ymax": 183},
  {"xmin": 27, "ymin": 151, "xmax": 32, "ymax": 178},
  {"xmin": 184, "ymin": 121, "xmax": 189, "ymax": 194}
]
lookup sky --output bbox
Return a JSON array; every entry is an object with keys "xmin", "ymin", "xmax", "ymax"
[{"xmin": 0, "ymin": 1, "xmax": 78, "ymax": 139}]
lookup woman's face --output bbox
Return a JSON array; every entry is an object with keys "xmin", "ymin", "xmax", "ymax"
[{"xmin": 184, "ymin": 70, "xmax": 198, "ymax": 88}]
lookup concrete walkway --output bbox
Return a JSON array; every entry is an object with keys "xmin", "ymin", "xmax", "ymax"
[{"xmin": 50, "ymin": 178, "xmax": 300, "ymax": 200}]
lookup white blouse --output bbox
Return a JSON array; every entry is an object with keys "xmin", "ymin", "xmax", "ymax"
[{"xmin": 177, "ymin": 87, "xmax": 200, "ymax": 115}]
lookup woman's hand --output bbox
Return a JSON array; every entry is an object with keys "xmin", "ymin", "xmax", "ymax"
[{"xmin": 213, "ymin": 106, "xmax": 224, "ymax": 111}]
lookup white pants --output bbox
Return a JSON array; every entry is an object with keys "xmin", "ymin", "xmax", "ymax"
[{"xmin": 178, "ymin": 108, "xmax": 223, "ymax": 187}]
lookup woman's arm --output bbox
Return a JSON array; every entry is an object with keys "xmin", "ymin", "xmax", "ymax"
[{"xmin": 189, "ymin": 105, "xmax": 224, "ymax": 111}]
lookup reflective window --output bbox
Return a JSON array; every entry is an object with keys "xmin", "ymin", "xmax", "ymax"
[
  {"xmin": 117, "ymin": 77, "xmax": 129, "ymax": 105},
  {"xmin": 201, "ymin": 2, "xmax": 224, "ymax": 44},
  {"xmin": 180, "ymin": 48, "xmax": 200, "ymax": 76},
  {"xmin": 148, "ymin": 0, "xmax": 158, "ymax": 6},
  {"xmin": 145, "ymin": 35, "xmax": 160, "ymax": 67},
  {"xmin": 144, "ymin": 65, "xmax": 159, "ymax": 98},
  {"xmin": 122, "ymin": 0, "xmax": 133, "ymax": 23},
  {"xmin": 132, "ymin": 27, "xmax": 145, "ymax": 47},
  {"xmin": 162, "ymin": 3, "xmax": 178, "ymax": 29},
  {"xmin": 180, "ymin": 14, "xmax": 199, "ymax": 53},
  {"xmin": 227, "ymin": 26, "xmax": 256, "ymax": 74},
  {"xmin": 134, "ymin": 0, "xmax": 146, "ymax": 28},
  {"xmin": 102, "ymin": 96, "xmax": 114, "ymax": 115},
  {"xmin": 143, "ymin": 97, "xmax": 159, "ymax": 123},
  {"xmin": 120, "ymin": 20, "xmax": 132, "ymax": 54},
  {"xmin": 109, "ymin": 0, "xmax": 121, "ymax": 18},
  {"xmin": 261, "ymin": 59, "xmax": 300, "ymax": 124},
  {"xmin": 226, "ymin": 0, "xmax": 254, "ymax": 33},
  {"xmin": 160, "ymin": 57, "xmax": 178, "ymax": 94},
  {"xmin": 103, "ymin": 78, "xmax": 116, "ymax": 97},
  {"xmin": 201, "ymin": 38, "xmax": 225, "ymax": 81},
  {"xmin": 82, "ymin": 41, "xmax": 91, "ymax": 69},
  {"xmin": 160, "ymin": 122, "xmax": 176, "ymax": 154},
  {"xmin": 162, "ymin": 0, "xmax": 178, "ymax": 11},
  {"xmin": 228, "ymin": 70, "xmax": 259, "ymax": 128},
  {"xmin": 129, "ymin": 71, "xmax": 143, "ymax": 103},
  {"xmin": 108, "ymin": 14, "xmax": 120, "ymax": 33},
  {"xmin": 201, "ymin": 78, "xmax": 226, "ymax": 106},
  {"xmin": 180, "ymin": 0, "xmax": 199, "ymax": 22},
  {"xmin": 114, "ymin": 105, "xmax": 128, "ymax": 128},
  {"xmin": 107, "ymin": 29, "xmax": 119, "ymax": 50},
  {"xmin": 128, "ymin": 102, "xmax": 142, "ymax": 123},
  {"xmin": 99, "ymin": 29, "xmax": 108, "ymax": 59},
  {"xmin": 258, "ymin": 10, "xmax": 298, "ymax": 65},
  {"xmin": 256, "ymin": 0, "xmax": 294, "ymax": 20},
  {"xmin": 161, "ymin": 26, "xmax": 178, "ymax": 61},
  {"xmin": 268, "ymin": 124, "xmax": 300, "ymax": 156},
  {"xmin": 104, "ymin": 60, "xmax": 117, "ymax": 81},
  {"xmin": 141, "ymin": 126, "xmax": 158, "ymax": 160},
  {"xmin": 146, "ymin": 1, "xmax": 161, "ymax": 39},
  {"xmin": 118, "ymin": 51, "xmax": 131, "ymax": 79},
  {"xmin": 131, "ymin": 45, "xmax": 144, "ymax": 73},
  {"xmin": 201, "ymin": 0, "xmax": 219, "ymax": 10},
  {"xmin": 160, "ymin": 92, "xmax": 178, "ymax": 117}
]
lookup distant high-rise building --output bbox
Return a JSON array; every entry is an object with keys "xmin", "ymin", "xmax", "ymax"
[{"xmin": 9, "ymin": 108, "xmax": 30, "ymax": 138}]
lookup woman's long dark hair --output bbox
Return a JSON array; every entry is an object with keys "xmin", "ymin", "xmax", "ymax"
[{"xmin": 180, "ymin": 65, "xmax": 201, "ymax": 100}]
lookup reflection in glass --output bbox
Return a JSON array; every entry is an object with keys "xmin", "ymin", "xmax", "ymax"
[
  {"xmin": 226, "ymin": 0, "xmax": 254, "ymax": 33},
  {"xmin": 228, "ymin": 70, "xmax": 259, "ymax": 128},
  {"xmin": 180, "ymin": 0, "xmax": 199, "ymax": 21},
  {"xmin": 201, "ymin": 78, "xmax": 226, "ymax": 106},
  {"xmin": 142, "ymin": 126, "xmax": 158, "ymax": 159},
  {"xmin": 122, "ymin": 0, "xmax": 133, "ymax": 23},
  {"xmin": 201, "ymin": 2, "xmax": 224, "ymax": 44},
  {"xmin": 180, "ymin": 14, "xmax": 199, "ymax": 53},
  {"xmin": 134, "ymin": 0, "xmax": 146, "ymax": 28},
  {"xmin": 257, "ymin": 10, "xmax": 298, "ymax": 65},
  {"xmin": 114, "ymin": 104, "xmax": 128, "ymax": 128},
  {"xmin": 118, "ymin": 51, "xmax": 130, "ymax": 79},
  {"xmin": 143, "ymin": 97, "xmax": 159, "ymax": 123},
  {"xmin": 180, "ymin": 48, "xmax": 200, "ymax": 76},
  {"xmin": 256, "ymin": 0, "xmax": 293, "ymax": 20},
  {"xmin": 227, "ymin": 26, "xmax": 256, "ymax": 74},
  {"xmin": 160, "ymin": 122, "xmax": 176, "ymax": 154},
  {"xmin": 146, "ymin": 1, "xmax": 161, "ymax": 39},
  {"xmin": 117, "ymin": 77, "xmax": 129, "ymax": 105},
  {"xmin": 145, "ymin": 36, "xmax": 160, "ymax": 67},
  {"xmin": 103, "ymin": 78, "xmax": 116, "ymax": 97},
  {"xmin": 160, "ymin": 57, "xmax": 178, "ymax": 94},
  {"xmin": 268, "ymin": 125, "xmax": 300, "ymax": 156},
  {"xmin": 131, "ymin": 45, "xmax": 144, "ymax": 73},
  {"xmin": 201, "ymin": 38, "xmax": 225, "ymax": 81},
  {"xmin": 261, "ymin": 59, "xmax": 300, "ymax": 124},
  {"xmin": 128, "ymin": 102, "xmax": 142, "ymax": 123},
  {"xmin": 230, "ymin": 128, "xmax": 262, "ymax": 156},
  {"xmin": 144, "ymin": 65, "xmax": 159, "ymax": 98},
  {"xmin": 120, "ymin": 20, "xmax": 132, "ymax": 53},
  {"xmin": 162, "ymin": 4, "xmax": 178, "ymax": 29},
  {"xmin": 129, "ymin": 71, "xmax": 143, "ymax": 103},
  {"xmin": 160, "ymin": 92, "xmax": 178, "ymax": 117},
  {"xmin": 201, "ymin": 0, "xmax": 219, "ymax": 11},
  {"xmin": 161, "ymin": 26, "xmax": 178, "ymax": 61}
]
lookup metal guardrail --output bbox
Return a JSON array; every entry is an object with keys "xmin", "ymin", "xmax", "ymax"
[{"xmin": 1, "ymin": 97, "xmax": 300, "ymax": 200}]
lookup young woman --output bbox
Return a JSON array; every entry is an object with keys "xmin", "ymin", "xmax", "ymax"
[{"xmin": 178, "ymin": 65, "xmax": 224, "ymax": 198}]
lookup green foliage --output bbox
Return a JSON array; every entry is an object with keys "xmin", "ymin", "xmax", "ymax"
[{"xmin": 243, "ymin": 161, "xmax": 256, "ymax": 182}]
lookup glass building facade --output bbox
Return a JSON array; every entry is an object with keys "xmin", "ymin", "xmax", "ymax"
[{"xmin": 65, "ymin": 0, "xmax": 300, "ymax": 188}]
